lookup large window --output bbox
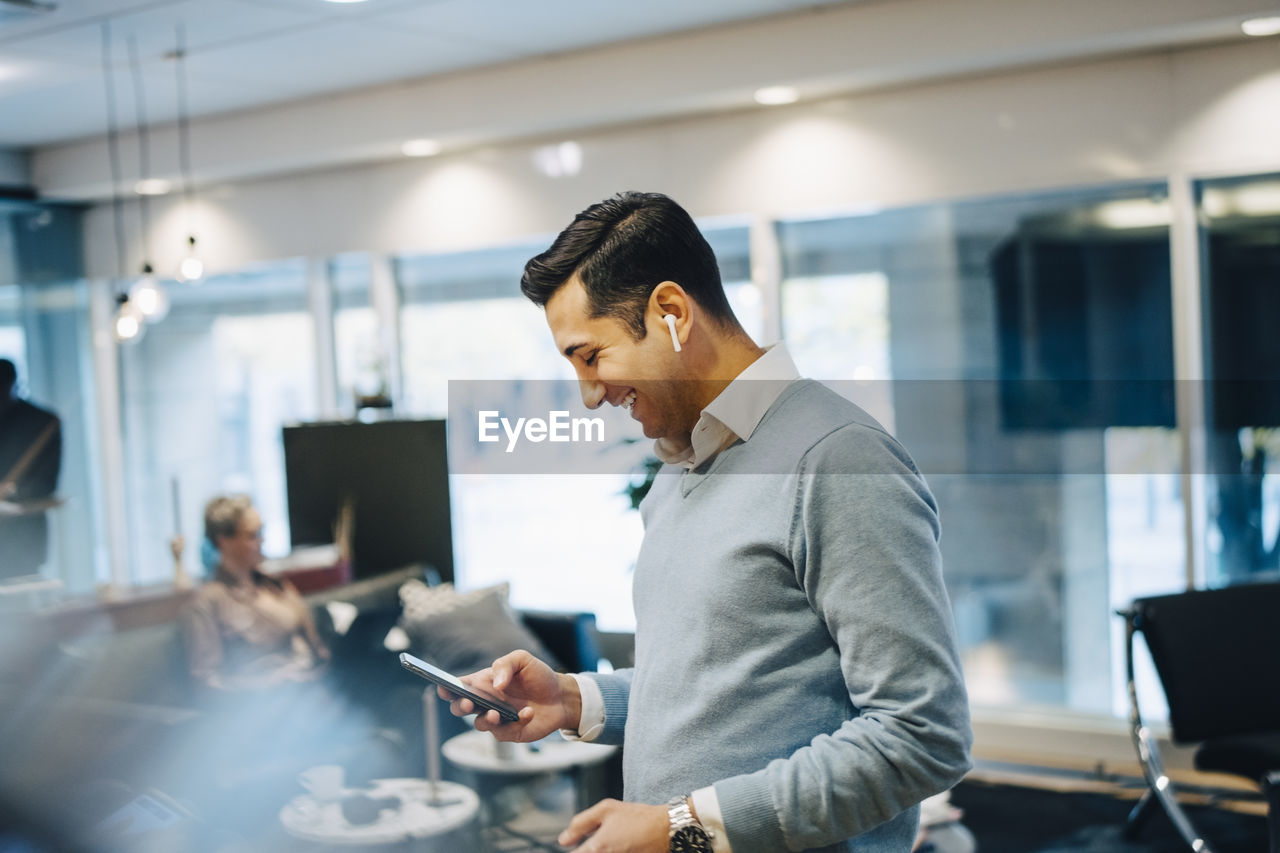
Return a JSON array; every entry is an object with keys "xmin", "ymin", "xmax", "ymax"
[
  {"xmin": 702, "ymin": 224, "xmax": 763, "ymax": 344},
  {"xmin": 331, "ymin": 253, "xmax": 380, "ymax": 418},
  {"xmin": 119, "ymin": 261, "xmax": 316, "ymax": 585},
  {"xmin": 778, "ymin": 186, "xmax": 1182, "ymax": 716},
  {"xmin": 1198, "ymin": 173, "xmax": 1280, "ymax": 588}
]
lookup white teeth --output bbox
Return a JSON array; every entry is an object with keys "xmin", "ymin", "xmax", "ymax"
[{"xmin": 621, "ymin": 391, "xmax": 637, "ymax": 411}]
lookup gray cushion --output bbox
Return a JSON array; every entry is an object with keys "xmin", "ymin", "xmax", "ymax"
[{"xmin": 398, "ymin": 582, "xmax": 562, "ymax": 675}]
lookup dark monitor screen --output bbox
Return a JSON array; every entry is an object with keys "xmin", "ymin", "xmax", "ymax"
[{"xmin": 282, "ymin": 419, "xmax": 454, "ymax": 582}]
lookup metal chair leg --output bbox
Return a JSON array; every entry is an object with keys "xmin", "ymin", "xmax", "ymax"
[
  {"xmin": 1123, "ymin": 790, "xmax": 1159, "ymax": 840},
  {"xmin": 1123, "ymin": 611, "xmax": 1216, "ymax": 853}
]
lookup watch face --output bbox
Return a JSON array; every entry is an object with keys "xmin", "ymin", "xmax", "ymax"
[{"xmin": 671, "ymin": 825, "xmax": 713, "ymax": 853}]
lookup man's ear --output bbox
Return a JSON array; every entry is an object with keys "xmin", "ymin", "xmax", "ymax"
[{"xmin": 649, "ymin": 282, "xmax": 691, "ymax": 341}]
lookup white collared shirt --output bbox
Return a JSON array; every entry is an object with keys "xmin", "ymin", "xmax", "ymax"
[
  {"xmin": 652, "ymin": 342, "xmax": 801, "ymax": 470},
  {"xmin": 566, "ymin": 343, "xmax": 801, "ymax": 853}
]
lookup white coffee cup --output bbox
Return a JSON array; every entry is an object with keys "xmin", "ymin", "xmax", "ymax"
[{"xmin": 298, "ymin": 764, "xmax": 345, "ymax": 801}]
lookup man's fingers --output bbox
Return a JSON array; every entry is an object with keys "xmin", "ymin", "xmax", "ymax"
[
  {"xmin": 558, "ymin": 799, "xmax": 614, "ymax": 848},
  {"xmin": 491, "ymin": 658, "xmax": 513, "ymax": 691},
  {"xmin": 473, "ymin": 709, "xmax": 508, "ymax": 732},
  {"xmin": 490, "ymin": 649, "xmax": 531, "ymax": 691},
  {"xmin": 475, "ymin": 709, "xmax": 532, "ymax": 735},
  {"xmin": 439, "ymin": 685, "xmax": 476, "ymax": 718},
  {"xmin": 436, "ymin": 655, "xmax": 541, "ymax": 737}
]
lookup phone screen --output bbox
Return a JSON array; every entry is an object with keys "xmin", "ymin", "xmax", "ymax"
[{"xmin": 399, "ymin": 652, "xmax": 520, "ymax": 722}]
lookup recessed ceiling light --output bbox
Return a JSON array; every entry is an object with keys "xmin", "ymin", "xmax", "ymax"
[
  {"xmin": 533, "ymin": 141, "xmax": 583, "ymax": 178},
  {"xmin": 754, "ymin": 86, "xmax": 799, "ymax": 106},
  {"xmin": 134, "ymin": 178, "xmax": 172, "ymax": 196},
  {"xmin": 1241, "ymin": 16, "xmax": 1280, "ymax": 36},
  {"xmin": 402, "ymin": 138, "xmax": 442, "ymax": 157}
]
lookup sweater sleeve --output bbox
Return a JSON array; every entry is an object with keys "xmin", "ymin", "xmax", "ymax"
[
  {"xmin": 714, "ymin": 424, "xmax": 972, "ymax": 852},
  {"xmin": 580, "ymin": 667, "xmax": 634, "ymax": 746}
]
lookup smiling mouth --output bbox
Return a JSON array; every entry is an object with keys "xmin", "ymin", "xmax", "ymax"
[{"xmin": 620, "ymin": 390, "xmax": 637, "ymax": 411}]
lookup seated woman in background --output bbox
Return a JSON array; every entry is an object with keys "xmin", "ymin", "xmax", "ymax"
[
  {"xmin": 183, "ymin": 494, "xmax": 330, "ymax": 691},
  {"xmin": 169, "ymin": 495, "xmax": 372, "ymax": 835}
]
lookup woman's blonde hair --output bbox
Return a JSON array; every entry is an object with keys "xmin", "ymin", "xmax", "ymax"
[{"xmin": 203, "ymin": 494, "xmax": 254, "ymax": 544}]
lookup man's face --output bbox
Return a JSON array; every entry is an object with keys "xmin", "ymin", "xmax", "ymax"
[
  {"xmin": 545, "ymin": 276, "xmax": 698, "ymax": 441},
  {"xmin": 219, "ymin": 508, "xmax": 265, "ymax": 571}
]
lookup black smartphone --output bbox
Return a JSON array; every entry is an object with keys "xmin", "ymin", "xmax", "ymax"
[{"xmin": 399, "ymin": 652, "xmax": 521, "ymax": 722}]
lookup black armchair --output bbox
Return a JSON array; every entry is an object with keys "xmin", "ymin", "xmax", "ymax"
[{"xmin": 1118, "ymin": 581, "xmax": 1280, "ymax": 853}]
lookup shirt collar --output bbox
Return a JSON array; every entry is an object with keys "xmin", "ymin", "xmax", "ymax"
[{"xmin": 654, "ymin": 343, "xmax": 800, "ymax": 468}]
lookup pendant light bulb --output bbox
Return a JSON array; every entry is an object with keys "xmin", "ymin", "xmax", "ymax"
[
  {"xmin": 114, "ymin": 294, "xmax": 146, "ymax": 344},
  {"xmin": 129, "ymin": 263, "xmax": 170, "ymax": 322},
  {"xmin": 179, "ymin": 234, "xmax": 204, "ymax": 283},
  {"xmin": 179, "ymin": 254, "xmax": 204, "ymax": 282}
]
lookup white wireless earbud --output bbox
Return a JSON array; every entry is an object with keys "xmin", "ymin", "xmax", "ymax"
[{"xmin": 663, "ymin": 314, "xmax": 682, "ymax": 353}]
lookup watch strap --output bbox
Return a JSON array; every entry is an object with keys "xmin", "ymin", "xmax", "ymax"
[{"xmin": 667, "ymin": 795, "xmax": 714, "ymax": 849}]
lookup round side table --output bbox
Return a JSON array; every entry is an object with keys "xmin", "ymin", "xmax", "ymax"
[
  {"xmin": 442, "ymin": 730, "xmax": 617, "ymax": 813},
  {"xmin": 279, "ymin": 776, "xmax": 479, "ymax": 847}
]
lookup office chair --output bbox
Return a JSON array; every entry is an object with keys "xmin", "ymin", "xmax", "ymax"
[{"xmin": 1119, "ymin": 582, "xmax": 1280, "ymax": 853}]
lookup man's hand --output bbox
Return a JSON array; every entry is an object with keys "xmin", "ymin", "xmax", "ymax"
[
  {"xmin": 441, "ymin": 649, "xmax": 581, "ymax": 743},
  {"xmin": 558, "ymin": 799, "xmax": 669, "ymax": 852}
]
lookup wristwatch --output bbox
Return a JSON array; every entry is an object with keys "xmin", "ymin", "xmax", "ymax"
[{"xmin": 667, "ymin": 794, "xmax": 714, "ymax": 853}]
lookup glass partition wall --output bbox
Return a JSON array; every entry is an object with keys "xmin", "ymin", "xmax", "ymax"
[
  {"xmin": 778, "ymin": 185, "xmax": 1182, "ymax": 716},
  {"xmin": 1198, "ymin": 173, "xmax": 1280, "ymax": 589},
  {"xmin": 2, "ymin": 200, "xmax": 104, "ymax": 594}
]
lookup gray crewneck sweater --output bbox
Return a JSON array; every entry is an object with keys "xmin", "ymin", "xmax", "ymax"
[{"xmin": 585, "ymin": 379, "xmax": 971, "ymax": 853}]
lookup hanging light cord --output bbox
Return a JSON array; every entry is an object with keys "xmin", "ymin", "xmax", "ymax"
[
  {"xmin": 174, "ymin": 24, "xmax": 196, "ymax": 231},
  {"xmin": 100, "ymin": 22, "xmax": 128, "ymax": 289},
  {"xmin": 127, "ymin": 34, "xmax": 154, "ymax": 272}
]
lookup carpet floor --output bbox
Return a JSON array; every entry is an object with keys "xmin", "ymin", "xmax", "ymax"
[{"xmin": 951, "ymin": 778, "xmax": 1269, "ymax": 853}]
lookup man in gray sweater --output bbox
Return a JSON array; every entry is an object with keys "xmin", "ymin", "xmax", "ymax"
[{"xmin": 445, "ymin": 192, "xmax": 972, "ymax": 852}]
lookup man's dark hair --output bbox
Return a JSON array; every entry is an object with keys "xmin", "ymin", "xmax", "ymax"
[{"xmin": 521, "ymin": 192, "xmax": 736, "ymax": 339}]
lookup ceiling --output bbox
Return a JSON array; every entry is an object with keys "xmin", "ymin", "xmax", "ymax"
[
  {"xmin": 6, "ymin": 0, "xmax": 1276, "ymax": 200},
  {"xmin": 0, "ymin": 0, "xmax": 863, "ymax": 149}
]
